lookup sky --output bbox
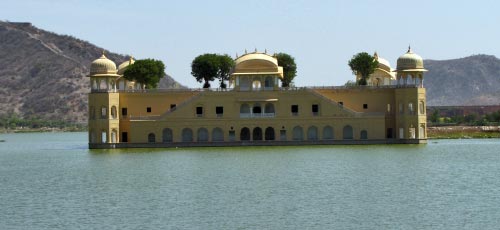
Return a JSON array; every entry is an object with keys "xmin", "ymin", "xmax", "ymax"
[{"xmin": 2, "ymin": 0, "xmax": 500, "ymax": 88}]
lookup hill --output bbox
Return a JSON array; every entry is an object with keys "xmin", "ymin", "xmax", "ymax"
[
  {"xmin": 425, "ymin": 55, "xmax": 500, "ymax": 106},
  {"xmin": 0, "ymin": 21, "xmax": 181, "ymax": 124}
]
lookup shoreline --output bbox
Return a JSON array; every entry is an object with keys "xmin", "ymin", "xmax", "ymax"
[{"xmin": 2, "ymin": 126, "xmax": 499, "ymax": 139}]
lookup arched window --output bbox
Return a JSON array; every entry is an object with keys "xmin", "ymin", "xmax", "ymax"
[
  {"xmin": 265, "ymin": 127, "xmax": 275, "ymax": 140},
  {"xmin": 292, "ymin": 126, "xmax": 303, "ymax": 140},
  {"xmin": 212, "ymin": 128, "xmax": 224, "ymax": 142},
  {"xmin": 408, "ymin": 103, "xmax": 414, "ymax": 115},
  {"xmin": 323, "ymin": 126, "xmax": 334, "ymax": 140},
  {"xmin": 240, "ymin": 127, "xmax": 250, "ymax": 141},
  {"xmin": 252, "ymin": 104, "xmax": 262, "ymax": 114},
  {"xmin": 264, "ymin": 76, "xmax": 273, "ymax": 89},
  {"xmin": 240, "ymin": 77, "xmax": 250, "ymax": 91},
  {"xmin": 419, "ymin": 124, "xmax": 426, "ymax": 139},
  {"xmin": 360, "ymin": 130, "xmax": 368, "ymax": 139},
  {"xmin": 387, "ymin": 104, "xmax": 391, "ymax": 113},
  {"xmin": 419, "ymin": 101, "xmax": 425, "ymax": 115},
  {"xmin": 162, "ymin": 128, "xmax": 173, "ymax": 142},
  {"xmin": 99, "ymin": 79, "xmax": 108, "ymax": 90},
  {"xmin": 240, "ymin": 104, "xmax": 250, "ymax": 114},
  {"xmin": 89, "ymin": 130, "xmax": 96, "ymax": 143},
  {"xmin": 409, "ymin": 126, "xmax": 416, "ymax": 139},
  {"xmin": 182, "ymin": 128, "xmax": 193, "ymax": 142},
  {"xmin": 252, "ymin": 80, "xmax": 261, "ymax": 90},
  {"xmin": 407, "ymin": 74, "xmax": 413, "ymax": 85},
  {"xmin": 90, "ymin": 107, "xmax": 95, "ymax": 120},
  {"xmin": 101, "ymin": 106, "xmax": 107, "ymax": 119},
  {"xmin": 307, "ymin": 126, "xmax": 318, "ymax": 140},
  {"xmin": 148, "ymin": 133, "xmax": 156, "ymax": 143},
  {"xmin": 111, "ymin": 106, "xmax": 117, "ymax": 119},
  {"xmin": 111, "ymin": 129, "xmax": 117, "ymax": 143},
  {"xmin": 253, "ymin": 127, "xmax": 263, "ymax": 140},
  {"xmin": 265, "ymin": 103, "xmax": 275, "ymax": 114},
  {"xmin": 101, "ymin": 130, "xmax": 107, "ymax": 143},
  {"xmin": 343, "ymin": 125, "xmax": 353, "ymax": 139},
  {"xmin": 197, "ymin": 128, "xmax": 209, "ymax": 142}
]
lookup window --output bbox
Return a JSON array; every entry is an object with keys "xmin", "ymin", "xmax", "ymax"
[
  {"xmin": 312, "ymin": 104, "xmax": 319, "ymax": 116},
  {"xmin": 147, "ymin": 107, "xmax": 152, "ymax": 113},
  {"xmin": 399, "ymin": 103, "xmax": 404, "ymax": 114},
  {"xmin": 419, "ymin": 101, "xmax": 425, "ymax": 115},
  {"xmin": 387, "ymin": 104, "xmax": 391, "ymax": 113},
  {"xmin": 196, "ymin": 106, "xmax": 203, "ymax": 117},
  {"xmin": 360, "ymin": 130, "xmax": 368, "ymax": 139},
  {"xmin": 122, "ymin": 108, "xmax": 128, "ymax": 116},
  {"xmin": 148, "ymin": 133, "xmax": 156, "ymax": 143},
  {"xmin": 408, "ymin": 103, "xmax": 414, "ymax": 115},
  {"xmin": 101, "ymin": 107, "xmax": 107, "ymax": 119},
  {"xmin": 280, "ymin": 130, "xmax": 287, "ymax": 141},
  {"xmin": 291, "ymin": 105, "xmax": 299, "ymax": 116},
  {"xmin": 363, "ymin": 104, "xmax": 368, "ymax": 109},
  {"xmin": 216, "ymin": 106, "xmax": 223, "ymax": 117},
  {"xmin": 111, "ymin": 106, "xmax": 117, "ymax": 119},
  {"xmin": 338, "ymin": 102, "xmax": 343, "ymax": 106},
  {"xmin": 170, "ymin": 104, "xmax": 177, "ymax": 109}
]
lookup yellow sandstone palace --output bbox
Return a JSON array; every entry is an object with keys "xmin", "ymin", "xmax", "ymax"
[{"xmin": 88, "ymin": 48, "xmax": 427, "ymax": 149}]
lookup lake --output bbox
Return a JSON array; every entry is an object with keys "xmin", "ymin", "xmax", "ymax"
[{"xmin": 1, "ymin": 132, "xmax": 499, "ymax": 229}]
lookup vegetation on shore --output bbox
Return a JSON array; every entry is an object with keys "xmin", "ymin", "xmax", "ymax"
[
  {"xmin": 0, "ymin": 113, "xmax": 86, "ymax": 133},
  {"xmin": 427, "ymin": 126, "xmax": 500, "ymax": 139}
]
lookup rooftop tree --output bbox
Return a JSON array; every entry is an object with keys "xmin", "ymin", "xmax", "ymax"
[
  {"xmin": 123, "ymin": 59, "xmax": 165, "ymax": 89},
  {"xmin": 191, "ymin": 53, "xmax": 234, "ymax": 88},
  {"xmin": 275, "ymin": 53, "xmax": 297, "ymax": 87},
  {"xmin": 348, "ymin": 52, "xmax": 378, "ymax": 86}
]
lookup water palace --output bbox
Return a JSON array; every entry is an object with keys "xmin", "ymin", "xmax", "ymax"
[{"xmin": 88, "ymin": 48, "xmax": 427, "ymax": 148}]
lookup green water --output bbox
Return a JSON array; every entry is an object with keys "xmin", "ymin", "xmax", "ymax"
[{"xmin": 1, "ymin": 132, "xmax": 499, "ymax": 229}]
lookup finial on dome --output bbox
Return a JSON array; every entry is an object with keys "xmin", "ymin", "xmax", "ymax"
[
  {"xmin": 264, "ymin": 49, "xmax": 267, "ymax": 54},
  {"xmin": 245, "ymin": 49, "xmax": 247, "ymax": 54},
  {"xmin": 374, "ymin": 51, "xmax": 379, "ymax": 60},
  {"xmin": 407, "ymin": 45, "xmax": 412, "ymax": 53},
  {"xmin": 235, "ymin": 52, "xmax": 238, "ymax": 58},
  {"xmin": 254, "ymin": 48, "xmax": 257, "ymax": 53},
  {"xmin": 101, "ymin": 50, "xmax": 106, "ymax": 57}
]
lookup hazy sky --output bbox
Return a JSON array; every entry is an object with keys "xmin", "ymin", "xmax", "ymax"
[{"xmin": 2, "ymin": 0, "xmax": 500, "ymax": 87}]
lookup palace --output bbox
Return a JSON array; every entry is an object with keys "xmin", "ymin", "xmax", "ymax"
[{"xmin": 88, "ymin": 48, "xmax": 427, "ymax": 149}]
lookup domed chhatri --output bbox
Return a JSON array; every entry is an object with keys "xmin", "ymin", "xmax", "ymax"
[
  {"xmin": 117, "ymin": 56, "xmax": 135, "ymax": 75},
  {"xmin": 374, "ymin": 52, "xmax": 391, "ymax": 72},
  {"xmin": 90, "ymin": 54, "xmax": 118, "ymax": 76},
  {"xmin": 396, "ymin": 46, "xmax": 425, "ymax": 71}
]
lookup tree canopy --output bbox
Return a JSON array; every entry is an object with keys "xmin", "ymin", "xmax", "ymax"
[
  {"xmin": 123, "ymin": 59, "xmax": 165, "ymax": 89},
  {"xmin": 348, "ymin": 52, "xmax": 378, "ymax": 86},
  {"xmin": 276, "ymin": 53, "xmax": 297, "ymax": 87},
  {"xmin": 191, "ymin": 54, "xmax": 234, "ymax": 88}
]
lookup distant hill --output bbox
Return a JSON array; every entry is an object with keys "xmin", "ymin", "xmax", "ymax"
[
  {"xmin": 425, "ymin": 55, "xmax": 500, "ymax": 106},
  {"xmin": 0, "ymin": 21, "xmax": 182, "ymax": 123}
]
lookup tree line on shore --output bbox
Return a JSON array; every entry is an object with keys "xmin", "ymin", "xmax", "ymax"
[{"xmin": 428, "ymin": 109, "xmax": 500, "ymax": 126}]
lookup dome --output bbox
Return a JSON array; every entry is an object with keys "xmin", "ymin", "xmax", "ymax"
[
  {"xmin": 90, "ymin": 54, "xmax": 117, "ymax": 76},
  {"xmin": 396, "ymin": 47, "xmax": 425, "ymax": 71},
  {"xmin": 232, "ymin": 51, "xmax": 283, "ymax": 78},
  {"xmin": 374, "ymin": 52, "xmax": 391, "ymax": 71},
  {"xmin": 117, "ymin": 57, "xmax": 135, "ymax": 75}
]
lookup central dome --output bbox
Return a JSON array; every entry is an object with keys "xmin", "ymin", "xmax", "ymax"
[
  {"xmin": 90, "ymin": 54, "xmax": 117, "ymax": 76},
  {"xmin": 117, "ymin": 57, "xmax": 135, "ymax": 75},
  {"xmin": 396, "ymin": 47, "xmax": 424, "ymax": 71}
]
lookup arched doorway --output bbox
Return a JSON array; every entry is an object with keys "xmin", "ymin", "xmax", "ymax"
[
  {"xmin": 148, "ymin": 133, "xmax": 156, "ymax": 143},
  {"xmin": 360, "ymin": 130, "xmax": 368, "ymax": 139},
  {"xmin": 197, "ymin": 128, "xmax": 209, "ymax": 142},
  {"xmin": 307, "ymin": 126, "xmax": 318, "ymax": 140},
  {"xmin": 212, "ymin": 128, "xmax": 224, "ymax": 141},
  {"xmin": 240, "ymin": 127, "xmax": 250, "ymax": 141},
  {"xmin": 182, "ymin": 128, "xmax": 193, "ymax": 142},
  {"xmin": 323, "ymin": 126, "xmax": 334, "ymax": 140},
  {"xmin": 293, "ymin": 126, "xmax": 303, "ymax": 140},
  {"xmin": 162, "ymin": 128, "xmax": 173, "ymax": 142},
  {"xmin": 253, "ymin": 127, "xmax": 263, "ymax": 140},
  {"xmin": 343, "ymin": 125, "xmax": 353, "ymax": 139},
  {"xmin": 265, "ymin": 127, "xmax": 275, "ymax": 140}
]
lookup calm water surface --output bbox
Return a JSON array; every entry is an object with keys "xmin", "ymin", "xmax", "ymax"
[{"xmin": 0, "ymin": 132, "xmax": 499, "ymax": 229}]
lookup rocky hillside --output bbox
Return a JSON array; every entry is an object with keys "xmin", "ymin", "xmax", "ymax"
[
  {"xmin": 0, "ymin": 21, "xmax": 181, "ymax": 123},
  {"xmin": 425, "ymin": 55, "xmax": 500, "ymax": 106}
]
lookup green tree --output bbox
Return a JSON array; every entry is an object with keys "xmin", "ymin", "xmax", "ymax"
[
  {"xmin": 191, "ymin": 54, "xmax": 234, "ymax": 88},
  {"xmin": 276, "ymin": 53, "xmax": 297, "ymax": 87},
  {"xmin": 191, "ymin": 54, "xmax": 219, "ymax": 88},
  {"xmin": 216, "ymin": 54, "xmax": 235, "ymax": 89},
  {"xmin": 123, "ymin": 59, "xmax": 165, "ymax": 89},
  {"xmin": 348, "ymin": 52, "xmax": 378, "ymax": 86}
]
